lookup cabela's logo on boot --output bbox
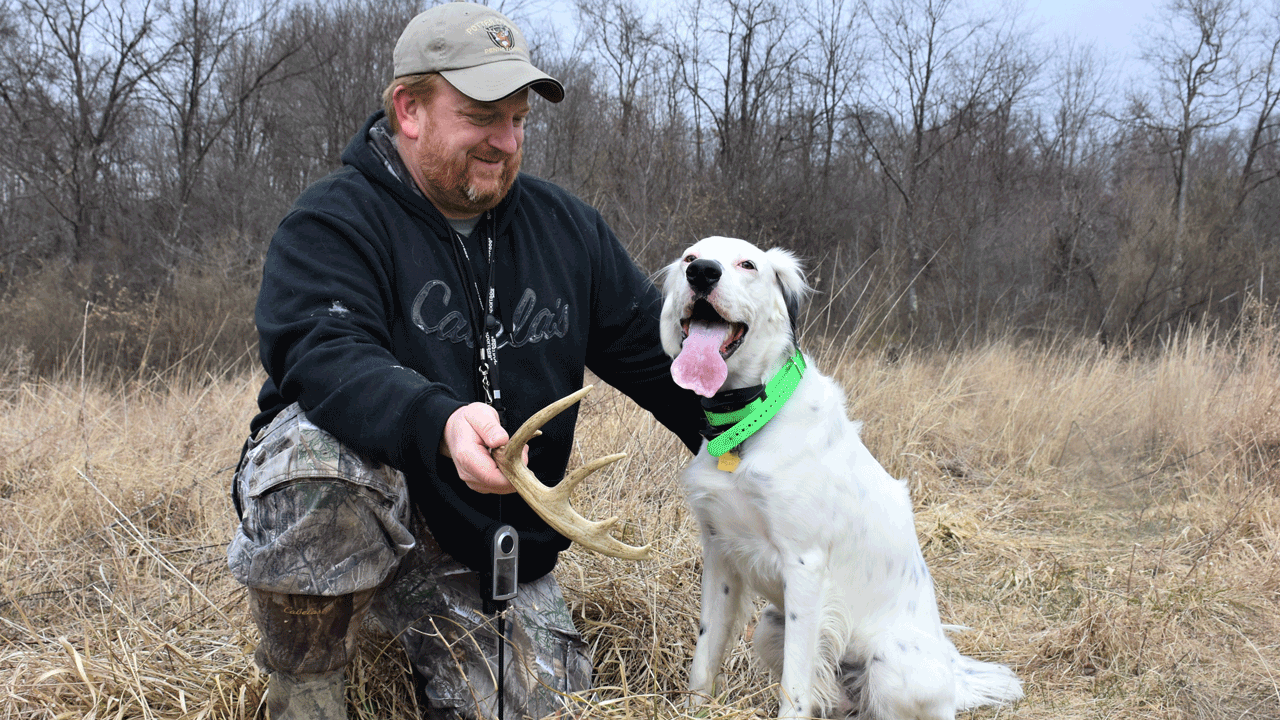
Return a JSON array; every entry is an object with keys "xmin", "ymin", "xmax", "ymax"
[{"xmin": 486, "ymin": 23, "xmax": 514, "ymax": 50}]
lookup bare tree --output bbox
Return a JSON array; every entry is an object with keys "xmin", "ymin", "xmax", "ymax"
[
  {"xmin": 288, "ymin": 0, "xmax": 416, "ymax": 166},
  {"xmin": 574, "ymin": 0, "xmax": 659, "ymax": 139},
  {"xmin": 1234, "ymin": 1, "xmax": 1280, "ymax": 216},
  {"xmin": 148, "ymin": 0, "xmax": 300, "ymax": 255},
  {"xmin": 667, "ymin": 0, "xmax": 804, "ymax": 180},
  {"xmin": 569, "ymin": 0, "xmax": 668, "ymax": 220},
  {"xmin": 800, "ymin": 0, "xmax": 864, "ymax": 187},
  {"xmin": 854, "ymin": 0, "xmax": 1035, "ymax": 330},
  {"xmin": 1129, "ymin": 0, "xmax": 1252, "ymax": 311},
  {"xmin": 0, "ymin": 0, "xmax": 175, "ymax": 262},
  {"xmin": 1034, "ymin": 41, "xmax": 1112, "ymax": 310}
]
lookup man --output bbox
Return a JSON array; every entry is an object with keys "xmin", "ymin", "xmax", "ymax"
[{"xmin": 226, "ymin": 3, "xmax": 702, "ymax": 719}]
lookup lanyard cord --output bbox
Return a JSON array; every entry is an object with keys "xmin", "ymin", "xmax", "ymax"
[
  {"xmin": 452, "ymin": 217, "xmax": 510, "ymax": 719},
  {"xmin": 496, "ymin": 612, "xmax": 507, "ymax": 718},
  {"xmin": 453, "ymin": 224, "xmax": 500, "ymax": 408}
]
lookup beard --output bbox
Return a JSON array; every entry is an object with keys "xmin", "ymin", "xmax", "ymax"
[{"xmin": 416, "ymin": 133, "xmax": 521, "ymax": 218}]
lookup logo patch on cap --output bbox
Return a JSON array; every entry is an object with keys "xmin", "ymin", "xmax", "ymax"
[{"xmin": 486, "ymin": 24, "xmax": 514, "ymax": 50}]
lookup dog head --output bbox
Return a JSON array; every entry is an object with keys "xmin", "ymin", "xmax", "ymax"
[{"xmin": 660, "ymin": 236, "xmax": 809, "ymax": 397}]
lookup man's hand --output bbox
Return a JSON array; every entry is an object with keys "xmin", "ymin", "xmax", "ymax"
[{"xmin": 439, "ymin": 403, "xmax": 524, "ymax": 495}]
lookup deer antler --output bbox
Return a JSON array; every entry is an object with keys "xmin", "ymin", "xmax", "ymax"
[{"xmin": 493, "ymin": 385, "xmax": 651, "ymax": 561}]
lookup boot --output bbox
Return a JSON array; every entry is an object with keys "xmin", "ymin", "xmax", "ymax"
[
  {"xmin": 248, "ymin": 588, "xmax": 376, "ymax": 720},
  {"xmin": 265, "ymin": 669, "xmax": 346, "ymax": 720}
]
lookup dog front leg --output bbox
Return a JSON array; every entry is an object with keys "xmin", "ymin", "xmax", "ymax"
[
  {"xmin": 777, "ymin": 550, "xmax": 826, "ymax": 719},
  {"xmin": 688, "ymin": 540, "xmax": 748, "ymax": 704}
]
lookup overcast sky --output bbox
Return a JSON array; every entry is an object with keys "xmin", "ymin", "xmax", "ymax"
[
  {"xmin": 526, "ymin": 0, "xmax": 1171, "ymax": 98},
  {"xmin": 535, "ymin": 0, "xmax": 1164, "ymax": 74},
  {"xmin": 1028, "ymin": 0, "xmax": 1159, "ymax": 61}
]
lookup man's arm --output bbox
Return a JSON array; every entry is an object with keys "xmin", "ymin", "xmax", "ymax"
[
  {"xmin": 256, "ymin": 193, "xmax": 468, "ymax": 480},
  {"xmin": 582, "ymin": 215, "xmax": 705, "ymax": 453}
]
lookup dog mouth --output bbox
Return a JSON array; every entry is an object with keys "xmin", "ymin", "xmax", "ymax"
[
  {"xmin": 671, "ymin": 298, "xmax": 747, "ymax": 398},
  {"xmin": 682, "ymin": 299, "xmax": 747, "ymax": 359}
]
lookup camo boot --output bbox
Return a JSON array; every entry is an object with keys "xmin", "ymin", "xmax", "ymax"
[
  {"xmin": 249, "ymin": 587, "xmax": 376, "ymax": 720},
  {"xmin": 264, "ymin": 669, "xmax": 346, "ymax": 720}
]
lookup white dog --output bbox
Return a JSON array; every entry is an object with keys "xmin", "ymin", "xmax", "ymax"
[{"xmin": 660, "ymin": 236, "xmax": 1023, "ymax": 719}]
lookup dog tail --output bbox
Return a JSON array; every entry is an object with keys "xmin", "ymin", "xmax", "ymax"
[{"xmin": 951, "ymin": 652, "xmax": 1024, "ymax": 710}]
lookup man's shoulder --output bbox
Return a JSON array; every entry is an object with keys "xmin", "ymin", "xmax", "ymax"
[
  {"xmin": 513, "ymin": 174, "xmax": 598, "ymax": 219},
  {"xmin": 295, "ymin": 165, "xmax": 382, "ymax": 210},
  {"xmin": 285, "ymin": 164, "xmax": 421, "ymax": 236}
]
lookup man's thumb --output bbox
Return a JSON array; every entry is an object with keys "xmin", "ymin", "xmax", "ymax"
[{"xmin": 472, "ymin": 410, "xmax": 508, "ymax": 449}]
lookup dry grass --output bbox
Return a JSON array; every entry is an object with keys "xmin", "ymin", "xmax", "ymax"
[{"xmin": 3, "ymin": 319, "xmax": 1280, "ymax": 719}]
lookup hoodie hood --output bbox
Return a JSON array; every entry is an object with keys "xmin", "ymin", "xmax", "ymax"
[{"xmin": 341, "ymin": 111, "xmax": 523, "ymax": 240}]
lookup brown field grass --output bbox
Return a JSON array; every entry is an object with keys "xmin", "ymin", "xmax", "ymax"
[{"xmin": 3, "ymin": 317, "xmax": 1280, "ymax": 719}]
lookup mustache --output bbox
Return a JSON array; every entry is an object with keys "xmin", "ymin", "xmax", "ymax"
[{"xmin": 471, "ymin": 152, "xmax": 511, "ymax": 164}]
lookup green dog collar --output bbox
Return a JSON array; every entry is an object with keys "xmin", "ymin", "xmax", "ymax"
[{"xmin": 704, "ymin": 350, "xmax": 806, "ymax": 457}]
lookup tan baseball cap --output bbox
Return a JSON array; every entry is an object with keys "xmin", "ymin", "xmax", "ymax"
[{"xmin": 393, "ymin": 2, "xmax": 564, "ymax": 103}]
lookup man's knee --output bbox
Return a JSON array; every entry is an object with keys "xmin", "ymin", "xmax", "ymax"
[
  {"xmin": 228, "ymin": 403, "xmax": 414, "ymax": 597},
  {"xmin": 232, "ymin": 479, "xmax": 408, "ymax": 595}
]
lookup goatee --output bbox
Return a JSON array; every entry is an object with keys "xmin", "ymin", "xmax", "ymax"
[{"xmin": 418, "ymin": 140, "xmax": 521, "ymax": 217}]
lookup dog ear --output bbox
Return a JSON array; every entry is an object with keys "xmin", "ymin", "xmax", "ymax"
[{"xmin": 765, "ymin": 248, "xmax": 810, "ymax": 345}]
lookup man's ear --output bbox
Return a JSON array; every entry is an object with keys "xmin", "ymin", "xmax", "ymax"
[{"xmin": 393, "ymin": 86, "xmax": 423, "ymax": 140}]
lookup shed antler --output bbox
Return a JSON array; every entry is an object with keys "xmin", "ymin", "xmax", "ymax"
[{"xmin": 493, "ymin": 385, "xmax": 650, "ymax": 561}]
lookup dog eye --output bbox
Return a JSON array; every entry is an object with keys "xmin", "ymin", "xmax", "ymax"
[
  {"xmin": 739, "ymin": 260, "xmax": 756, "ymax": 270},
  {"xmin": 684, "ymin": 254, "xmax": 697, "ymax": 263}
]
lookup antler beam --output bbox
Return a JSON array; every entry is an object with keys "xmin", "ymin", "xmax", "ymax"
[{"xmin": 493, "ymin": 385, "xmax": 651, "ymax": 561}]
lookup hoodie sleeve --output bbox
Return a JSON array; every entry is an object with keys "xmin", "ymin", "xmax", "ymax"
[
  {"xmin": 583, "ymin": 213, "xmax": 704, "ymax": 454},
  {"xmin": 255, "ymin": 181, "xmax": 464, "ymax": 477}
]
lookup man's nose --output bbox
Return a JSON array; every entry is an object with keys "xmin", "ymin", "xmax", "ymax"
[
  {"xmin": 686, "ymin": 259, "xmax": 722, "ymax": 294},
  {"xmin": 487, "ymin": 120, "xmax": 521, "ymax": 155}
]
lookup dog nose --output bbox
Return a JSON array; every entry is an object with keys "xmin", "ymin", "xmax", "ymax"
[{"xmin": 686, "ymin": 259, "xmax": 722, "ymax": 293}]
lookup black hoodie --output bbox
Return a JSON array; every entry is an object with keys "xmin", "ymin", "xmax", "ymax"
[{"xmin": 251, "ymin": 111, "xmax": 702, "ymax": 580}]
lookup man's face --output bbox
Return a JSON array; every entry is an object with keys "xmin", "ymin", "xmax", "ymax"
[{"xmin": 407, "ymin": 81, "xmax": 530, "ymax": 219}]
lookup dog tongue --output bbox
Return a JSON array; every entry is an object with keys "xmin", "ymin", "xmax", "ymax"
[{"xmin": 672, "ymin": 321, "xmax": 730, "ymax": 398}]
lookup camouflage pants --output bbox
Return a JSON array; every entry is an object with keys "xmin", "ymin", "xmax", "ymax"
[{"xmin": 228, "ymin": 403, "xmax": 592, "ymax": 719}]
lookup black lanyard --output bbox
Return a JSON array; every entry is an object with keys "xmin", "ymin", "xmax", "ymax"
[
  {"xmin": 452, "ymin": 215, "xmax": 506, "ymax": 425},
  {"xmin": 453, "ymin": 215, "xmax": 514, "ymax": 718}
]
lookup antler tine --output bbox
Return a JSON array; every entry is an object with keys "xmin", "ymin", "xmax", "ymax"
[
  {"xmin": 505, "ymin": 385, "xmax": 590, "ymax": 450},
  {"xmin": 551, "ymin": 452, "xmax": 627, "ymax": 502},
  {"xmin": 494, "ymin": 385, "xmax": 651, "ymax": 561}
]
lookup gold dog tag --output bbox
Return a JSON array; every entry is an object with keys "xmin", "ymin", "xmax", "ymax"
[{"xmin": 717, "ymin": 451, "xmax": 741, "ymax": 472}]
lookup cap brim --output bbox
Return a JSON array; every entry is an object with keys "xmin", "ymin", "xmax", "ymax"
[{"xmin": 440, "ymin": 60, "xmax": 564, "ymax": 103}]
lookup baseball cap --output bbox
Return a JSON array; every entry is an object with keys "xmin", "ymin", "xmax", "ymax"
[{"xmin": 393, "ymin": 2, "xmax": 564, "ymax": 103}]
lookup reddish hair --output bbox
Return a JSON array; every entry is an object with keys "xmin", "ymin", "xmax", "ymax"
[{"xmin": 381, "ymin": 73, "xmax": 444, "ymax": 134}]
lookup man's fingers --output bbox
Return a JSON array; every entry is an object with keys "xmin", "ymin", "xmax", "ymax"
[
  {"xmin": 443, "ymin": 403, "xmax": 516, "ymax": 495},
  {"xmin": 473, "ymin": 416, "xmax": 509, "ymax": 450},
  {"xmin": 459, "ymin": 449, "xmax": 513, "ymax": 494}
]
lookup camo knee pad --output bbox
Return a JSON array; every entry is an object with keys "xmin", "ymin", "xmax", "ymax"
[{"xmin": 228, "ymin": 403, "xmax": 415, "ymax": 596}]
